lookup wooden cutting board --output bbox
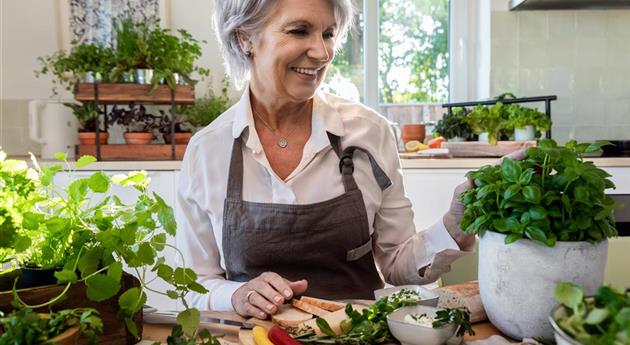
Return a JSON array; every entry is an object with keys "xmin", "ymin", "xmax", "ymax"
[{"xmin": 442, "ymin": 141, "xmax": 536, "ymax": 157}]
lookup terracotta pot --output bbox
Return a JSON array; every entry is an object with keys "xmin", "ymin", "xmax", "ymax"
[
  {"xmin": 165, "ymin": 132, "xmax": 192, "ymax": 144},
  {"xmin": 401, "ymin": 124, "xmax": 426, "ymax": 144},
  {"xmin": 77, "ymin": 132, "xmax": 108, "ymax": 145},
  {"xmin": 124, "ymin": 132, "xmax": 153, "ymax": 145}
]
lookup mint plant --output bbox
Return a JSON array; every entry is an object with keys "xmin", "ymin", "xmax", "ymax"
[
  {"xmin": 460, "ymin": 139, "xmax": 619, "ymax": 246},
  {"xmin": 0, "ymin": 150, "xmax": 209, "ymax": 339}
]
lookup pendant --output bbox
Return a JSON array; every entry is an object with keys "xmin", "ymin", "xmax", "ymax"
[{"xmin": 277, "ymin": 137, "xmax": 288, "ymax": 148}]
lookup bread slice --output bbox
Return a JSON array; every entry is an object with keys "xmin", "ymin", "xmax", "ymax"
[
  {"xmin": 291, "ymin": 299, "xmax": 330, "ymax": 317},
  {"xmin": 299, "ymin": 304, "xmax": 366, "ymax": 336},
  {"xmin": 436, "ymin": 281, "xmax": 487, "ymax": 323},
  {"xmin": 299, "ymin": 296, "xmax": 345, "ymax": 312},
  {"xmin": 271, "ymin": 304, "xmax": 313, "ymax": 328}
]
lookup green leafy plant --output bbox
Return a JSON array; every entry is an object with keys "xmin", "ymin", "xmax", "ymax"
[
  {"xmin": 460, "ymin": 139, "xmax": 619, "ymax": 246},
  {"xmin": 183, "ymin": 78, "xmax": 232, "ymax": 130},
  {"xmin": 111, "ymin": 18, "xmax": 152, "ymax": 76},
  {"xmin": 0, "ymin": 307, "xmax": 103, "ymax": 345},
  {"xmin": 432, "ymin": 308, "xmax": 474, "ymax": 337},
  {"xmin": 434, "ymin": 107, "xmax": 473, "ymax": 140},
  {"xmin": 63, "ymin": 102, "xmax": 104, "ymax": 132},
  {"xmin": 155, "ymin": 325, "xmax": 221, "ymax": 345},
  {"xmin": 554, "ymin": 282, "xmax": 630, "ymax": 345},
  {"xmin": 1, "ymin": 150, "xmax": 209, "ymax": 340},
  {"xmin": 465, "ymin": 103, "xmax": 510, "ymax": 145},
  {"xmin": 505, "ymin": 104, "xmax": 552, "ymax": 133}
]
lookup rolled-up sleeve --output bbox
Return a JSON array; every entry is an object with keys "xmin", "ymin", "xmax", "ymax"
[
  {"xmin": 371, "ymin": 122, "xmax": 471, "ymax": 285},
  {"xmin": 176, "ymin": 143, "xmax": 244, "ymax": 311}
]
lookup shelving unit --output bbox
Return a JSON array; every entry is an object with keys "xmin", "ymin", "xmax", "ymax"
[{"xmin": 74, "ymin": 83, "xmax": 194, "ymax": 161}]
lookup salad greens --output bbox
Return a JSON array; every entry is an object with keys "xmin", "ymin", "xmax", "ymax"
[
  {"xmin": 460, "ymin": 139, "xmax": 619, "ymax": 246},
  {"xmin": 554, "ymin": 282, "xmax": 630, "ymax": 345}
]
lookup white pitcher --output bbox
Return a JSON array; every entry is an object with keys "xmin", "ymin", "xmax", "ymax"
[{"xmin": 28, "ymin": 99, "xmax": 79, "ymax": 159}]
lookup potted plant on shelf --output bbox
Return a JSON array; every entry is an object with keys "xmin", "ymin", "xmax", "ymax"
[
  {"xmin": 0, "ymin": 151, "xmax": 213, "ymax": 342},
  {"xmin": 185, "ymin": 79, "xmax": 233, "ymax": 132},
  {"xmin": 63, "ymin": 102, "xmax": 108, "ymax": 145},
  {"xmin": 505, "ymin": 104, "xmax": 552, "ymax": 141},
  {"xmin": 111, "ymin": 18, "xmax": 152, "ymax": 84},
  {"xmin": 459, "ymin": 139, "xmax": 618, "ymax": 340},
  {"xmin": 155, "ymin": 109, "xmax": 194, "ymax": 144},
  {"xmin": 434, "ymin": 107, "xmax": 473, "ymax": 142},
  {"xmin": 0, "ymin": 307, "xmax": 102, "ymax": 345},
  {"xmin": 108, "ymin": 102, "xmax": 160, "ymax": 144},
  {"xmin": 465, "ymin": 103, "xmax": 509, "ymax": 145}
]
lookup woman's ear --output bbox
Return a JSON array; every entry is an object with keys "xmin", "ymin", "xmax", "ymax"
[{"xmin": 236, "ymin": 30, "xmax": 253, "ymax": 57}]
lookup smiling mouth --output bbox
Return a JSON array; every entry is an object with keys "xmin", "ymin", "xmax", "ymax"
[{"xmin": 291, "ymin": 67, "xmax": 320, "ymax": 76}]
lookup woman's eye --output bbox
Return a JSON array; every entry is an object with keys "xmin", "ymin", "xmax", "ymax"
[
  {"xmin": 288, "ymin": 29, "xmax": 307, "ymax": 36},
  {"xmin": 324, "ymin": 32, "xmax": 335, "ymax": 39}
]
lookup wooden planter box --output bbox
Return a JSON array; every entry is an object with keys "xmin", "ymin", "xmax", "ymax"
[
  {"xmin": 442, "ymin": 141, "xmax": 536, "ymax": 157},
  {"xmin": 74, "ymin": 83, "xmax": 194, "ymax": 105},
  {"xmin": 78, "ymin": 144, "xmax": 187, "ymax": 160},
  {"xmin": 0, "ymin": 272, "xmax": 143, "ymax": 345}
]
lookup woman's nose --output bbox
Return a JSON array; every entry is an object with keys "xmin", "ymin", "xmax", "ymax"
[{"xmin": 308, "ymin": 34, "xmax": 331, "ymax": 62}]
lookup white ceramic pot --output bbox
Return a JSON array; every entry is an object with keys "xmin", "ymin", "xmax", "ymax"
[
  {"xmin": 478, "ymin": 132, "xmax": 489, "ymax": 142},
  {"xmin": 478, "ymin": 231, "xmax": 608, "ymax": 341},
  {"xmin": 28, "ymin": 100, "xmax": 79, "ymax": 159},
  {"xmin": 514, "ymin": 125, "xmax": 535, "ymax": 141}
]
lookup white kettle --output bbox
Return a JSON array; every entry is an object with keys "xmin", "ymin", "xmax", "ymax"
[{"xmin": 28, "ymin": 99, "xmax": 79, "ymax": 159}]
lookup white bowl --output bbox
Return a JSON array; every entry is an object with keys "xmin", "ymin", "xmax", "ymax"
[
  {"xmin": 374, "ymin": 285, "xmax": 439, "ymax": 307},
  {"xmin": 549, "ymin": 304, "xmax": 585, "ymax": 345},
  {"xmin": 387, "ymin": 305, "xmax": 458, "ymax": 345}
]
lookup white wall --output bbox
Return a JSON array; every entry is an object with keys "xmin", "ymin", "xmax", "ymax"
[{"xmin": 490, "ymin": 4, "xmax": 630, "ymax": 143}]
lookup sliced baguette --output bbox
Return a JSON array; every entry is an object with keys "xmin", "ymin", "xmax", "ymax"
[
  {"xmin": 271, "ymin": 304, "xmax": 313, "ymax": 328},
  {"xmin": 436, "ymin": 281, "xmax": 487, "ymax": 323},
  {"xmin": 299, "ymin": 296, "xmax": 345, "ymax": 312},
  {"xmin": 299, "ymin": 304, "xmax": 366, "ymax": 336},
  {"xmin": 291, "ymin": 299, "xmax": 330, "ymax": 317}
]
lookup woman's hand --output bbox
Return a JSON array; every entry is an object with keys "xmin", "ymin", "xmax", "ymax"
[
  {"xmin": 443, "ymin": 149, "xmax": 528, "ymax": 250},
  {"xmin": 231, "ymin": 272, "xmax": 308, "ymax": 319}
]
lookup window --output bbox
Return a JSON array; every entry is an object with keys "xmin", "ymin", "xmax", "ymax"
[{"xmin": 325, "ymin": 0, "xmax": 449, "ymax": 125}]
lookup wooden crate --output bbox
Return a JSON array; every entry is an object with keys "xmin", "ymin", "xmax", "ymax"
[
  {"xmin": 78, "ymin": 144, "xmax": 187, "ymax": 160},
  {"xmin": 0, "ymin": 273, "xmax": 143, "ymax": 345},
  {"xmin": 74, "ymin": 83, "xmax": 195, "ymax": 105},
  {"xmin": 442, "ymin": 141, "xmax": 536, "ymax": 157}
]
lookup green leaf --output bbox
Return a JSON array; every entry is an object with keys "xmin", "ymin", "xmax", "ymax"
[
  {"xmin": 22, "ymin": 212, "xmax": 45, "ymax": 230},
  {"xmin": 504, "ymin": 233, "xmax": 522, "ymax": 244},
  {"xmin": 156, "ymin": 264, "xmax": 173, "ymax": 281},
  {"xmin": 522, "ymin": 185, "xmax": 542, "ymax": 204},
  {"xmin": 54, "ymin": 152, "xmax": 68, "ymax": 161},
  {"xmin": 40, "ymin": 164, "xmax": 62, "ymax": 186},
  {"xmin": 174, "ymin": 267, "xmax": 187, "ymax": 285},
  {"xmin": 151, "ymin": 233, "xmax": 166, "ymax": 251},
  {"xmin": 78, "ymin": 247, "xmax": 103, "ymax": 278},
  {"xmin": 555, "ymin": 282, "xmax": 584, "ymax": 311},
  {"xmin": 136, "ymin": 242, "xmax": 155, "ymax": 266},
  {"xmin": 573, "ymin": 186, "xmax": 589, "ymax": 203},
  {"xmin": 584, "ymin": 308, "xmax": 609, "ymax": 325},
  {"xmin": 316, "ymin": 317, "xmax": 338, "ymax": 337},
  {"xmin": 86, "ymin": 274, "xmax": 121, "ymax": 302},
  {"xmin": 69, "ymin": 178, "xmax": 89, "ymax": 202},
  {"xmin": 76, "ymin": 155, "xmax": 97, "ymax": 168},
  {"xmin": 503, "ymin": 184, "xmax": 521, "ymax": 200},
  {"xmin": 526, "ymin": 226, "xmax": 548, "ymax": 244},
  {"xmin": 120, "ymin": 223, "xmax": 137, "ymax": 245},
  {"xmin": 107, "ymin": 261, "xmax": 123, "ymax": 282},
  {"xmin": 54, "ymin": 269, "xmax": 78, "ymax": 284},
  {"xmin": 166, "ymin": 290, "xmax": 179, "ymax": 299},
  {"xmin": 501, "ymin": 159, "xmax": 522, "ymax": 183},
  {"xmin": 154, "ymin": 192, "xmax": 176, "ymax": 236},
  {"xmin": 529, "ymin": 206, "xmax": 547, "ymax": 220},
  {"xmin": 177, "ymin": 308, "xmax": 200, "ymax": 337},
  {"xmin": 518, "ymin": 169, "xmax": 534, "ymax": 185},
  {"xmin": 88, "ymin": 171, "xmax": 110, "ymax": 193},
  {"xmin": 119, "ymin": 287, "xmax": 146, "ymax": 315},
  {"xmin": 189, "ymin": 281, "xmax": 208, "ymax": 294},
  {"xmin": 13, "ymin": 235, "xmax": 31, "ymax": 252}
]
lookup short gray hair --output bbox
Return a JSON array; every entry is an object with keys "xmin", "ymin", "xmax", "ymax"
[{"xmin": 213, "ymin": 0, "xmax": 355, "ymax": 89}]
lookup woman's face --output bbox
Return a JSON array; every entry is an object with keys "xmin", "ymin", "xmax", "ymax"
[{"xmin": 248, "ymin": 0, "xmax": 337, "ymax": 103}]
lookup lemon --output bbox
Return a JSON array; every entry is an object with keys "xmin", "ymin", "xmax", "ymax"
[{"xmin": 405, "ymin": 140, "xmax": 429, "ymax": 152}]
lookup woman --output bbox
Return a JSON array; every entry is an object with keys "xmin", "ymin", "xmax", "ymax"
[{"xmin": 176, "ymin": 0, "xmax": 474, "ymax": 319}]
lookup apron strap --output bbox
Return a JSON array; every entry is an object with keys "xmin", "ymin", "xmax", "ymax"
[
  {"xmin": 226, "ymin": 137, "xmax": 244, "ymax": 200},
  {"xmin": 340, "ymin": 146, "xmax": 393, "ymax": 191}
]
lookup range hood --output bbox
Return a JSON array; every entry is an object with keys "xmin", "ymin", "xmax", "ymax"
[{"xmin": 510, "ymin": 0, "xmax": 630, "ymax": 10}]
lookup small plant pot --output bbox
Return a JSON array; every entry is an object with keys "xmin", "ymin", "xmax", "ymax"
[
  {"xmin": 46, "ymin": 325, "xmax": 80, "ymax": 345},
  {"xmin": 478, "ymin": 132, "xmax": 489, "ymax": 142},
  {"xmin": 173, "ymin": 73, "xmax": 187, "ymax": 85},
  {"xmin": 514, "ymin": 125, "xmax": 536, "ymax": 141},
  {"xmin": 134, "ymin": 69, "xmax": 154, "ymax": 84},
  {"xmin": 20, "ymin": 267, "xmax": 59, "ymax": 288},
  {"xmin": 81, "ymin": 71, "xmax": 103, "ymax": 83},
  {"xmin": 401, "ymin": 124, "xmax": 426, "ymax": 144},
  {"xmin": 78, "ymin": 132, "xmax": 108, "ymax": 145},
  {"xmin": 122, "ymin": 71, "xmax": 135, "ymax": 83},
  {"xmin": 165, "ymin": 132, "xmax": 192, "ymax": 144},
  {"xmin": 124, "ymin": 132, "xmax": 153, "ymax": 145}
]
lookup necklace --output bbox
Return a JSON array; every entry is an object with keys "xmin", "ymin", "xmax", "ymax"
[{"xmin": 251, "ymin": 105, "xmax": 305, "ymax": 149}]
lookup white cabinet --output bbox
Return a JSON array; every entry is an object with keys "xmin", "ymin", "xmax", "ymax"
[{"xmin": 53, "ymin": 170, "xmax": 179, "ymax": 311}]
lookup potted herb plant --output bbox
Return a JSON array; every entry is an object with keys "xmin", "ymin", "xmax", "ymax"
[
  {"xmin": 63, "ymin": 102, "xmax": 108, "ymax": 145},
  {"xmin": 465, "ymin": 103, "xmax": 509, "ymax": 145},
  {"xmin": 111, "ymin": 18, "xmax": 152, "ymax": 84},
  {"xmin": 185, "ymin": 79, "xmax": 233, "ymax": 131},
  {"xmin": 155, "ymin": 109, "xmax": 193, "ymax": 144},
  {"xmin": 434, "ymin": 107, "xmax": 473, "ymax": 142},
  {"xmin": 551, "ymin": 282, "xmax": 629, "ymax": 345},
  {"xmin": 109, "ymin": 102, "xmax": 160, "ymax": 144},
  {"xmin": 1, "ymin": 151, "xmax": 212, "ymax": 341},
  {"xmin": 0, "ymin": 307, "xmax": 102, "ymax": 345},
  {"xmin": 459, "ymin": 139, "xmax": 618, "ymax": 340},
  {"xmin": 506, "ymin": 104, "xmax": 552, "ymax": 141}
]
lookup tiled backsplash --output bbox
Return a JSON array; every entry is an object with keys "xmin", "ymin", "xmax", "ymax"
[{"xmin": 491, "ymin": 10, "xmax": 630, "ymax": 144}]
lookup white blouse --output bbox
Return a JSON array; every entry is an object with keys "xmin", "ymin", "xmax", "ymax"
[{"xmin": 176, "ymin": 89, "xmax": 465, "ymax": 311}]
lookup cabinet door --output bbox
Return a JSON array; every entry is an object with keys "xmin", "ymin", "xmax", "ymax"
[{"xmin": 53, "ymin": 170, "xmax": 178, "ymax": 311}]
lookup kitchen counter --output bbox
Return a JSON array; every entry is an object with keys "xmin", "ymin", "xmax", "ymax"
[{"xmin": 10, "ymin": 156, "xmax": 630, "ymax": 170}]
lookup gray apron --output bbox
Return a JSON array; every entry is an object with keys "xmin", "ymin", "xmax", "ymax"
[{"xmin": 222, "ymin": 133, "xmax": 392, "ymax": 299}]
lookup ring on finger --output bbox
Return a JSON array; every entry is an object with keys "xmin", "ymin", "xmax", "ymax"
[{"xmin": 245, "ymin": 290, "xmax": 256, "ymax": 304}]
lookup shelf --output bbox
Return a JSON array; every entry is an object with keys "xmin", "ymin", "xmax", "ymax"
[
  {"xmin": 78, "ymin": 144, "xmax": 187, "ymax": 161},
  {"xmin": 74, "ymin": 83, "xmax": 195, "ymax": 105}
]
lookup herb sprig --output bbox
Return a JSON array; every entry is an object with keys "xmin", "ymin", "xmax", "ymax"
[{"xmin": 432, "ymin": 308, "xmax": 475, "ymax": 337}]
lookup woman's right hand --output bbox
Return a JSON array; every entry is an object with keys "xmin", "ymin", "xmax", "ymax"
[{"xmin": 231, "ymin": 272, "xmax": 308, "ymax": 319}]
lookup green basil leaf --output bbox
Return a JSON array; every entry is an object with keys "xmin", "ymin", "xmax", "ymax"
[
  {"xmin": 522, "ymin": 185, "xmax": 542, "ymax": 204},
  {"xmin": 529, "ymin": 206, "xmax": 547, "ymax": 220},
  {"xmin": 503, "ymin": 184, "xmax": 521, "ymax": 200},
  {"xmin": 501, "ymin": 158, "xmax": 522, "ymax": 183},
  {"xmin": 504, "ymin": 233, "xmax": 522, "ymax": 244},
  {"xmin": 573, "ymin": 186, "xmax": 589, "ymax": 203},
  {"xmin": 316, "ymin": 317, "xmax": 338, "ymax": 337},
  {"xmin": 518, "ymin": 169, "xmax": 534, "ymax": 185}
]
